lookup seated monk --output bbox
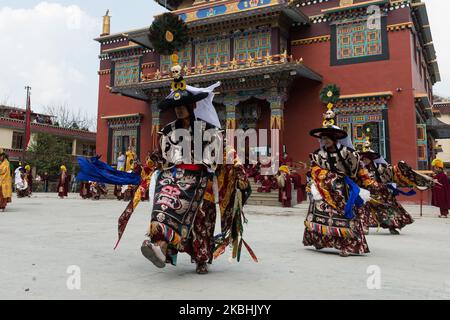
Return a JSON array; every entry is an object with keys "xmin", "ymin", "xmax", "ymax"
[{"xmin": 257, "ymin": 175, "xmax": 273, "ymax": 193}]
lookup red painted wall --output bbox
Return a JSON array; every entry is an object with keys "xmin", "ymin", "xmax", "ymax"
[
  {"xmin": 285, "ymin": 28, "xmax": 430, "ymax": 204},
  {"xmin": 96, "ymin": 74, "xmax": 153, "ymax": 163},
  {"xmin": 287, "ymin": 30, "xmax": 416, "ymax": 166}
]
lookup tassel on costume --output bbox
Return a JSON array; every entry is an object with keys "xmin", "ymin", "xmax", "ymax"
[
  {"xmin": 304, "ymin": 221, "xmax": 356, "ymax": 239},
  {"xmin": 212, "ymin": 188, "xmax": 258, "ymax": 263}
]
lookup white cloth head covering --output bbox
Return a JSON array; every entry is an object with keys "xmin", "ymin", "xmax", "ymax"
[
  {"xmin": 187, "ymin": 82, "xmax": 222, "ymax": 129},
  {"xmin": 373, "ymin": 156, "xmax": 388, "ymax": 165}
]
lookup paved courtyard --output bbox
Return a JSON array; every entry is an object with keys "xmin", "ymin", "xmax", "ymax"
[{"xmin": 0, "ymin": 193, "xmax": 449, "ymax": 300}]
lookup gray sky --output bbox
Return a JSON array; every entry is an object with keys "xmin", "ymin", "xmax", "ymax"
[{"xmin": 0, "ymin": 0, "xmax": 448, "ymax": 121}]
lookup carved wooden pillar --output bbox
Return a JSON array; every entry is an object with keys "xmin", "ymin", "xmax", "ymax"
[
  {"xmin": 267, "ymin": 88, "xmax": 288, "ymax": 154},
  {"xmin": 223, "ymin": 94, "xmax": 239, "ymax": 130},
  {"xmin": 151, "ymin": 99, "xmax": 160, "ymax": 149}
]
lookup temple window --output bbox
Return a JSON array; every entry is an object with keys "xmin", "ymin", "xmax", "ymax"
[
  {"xmin": 337, "ymin": 111, "xmax": 388, "ymax": 159},
  {"xmin": 234, "ymin": 31, "xmax": 271, "ymax": 62},
  {"xmin": 160, "ymin": 46, "xmax": 192, "ymax": 73},
  {"xmin": 112, "ymin": 57, "xmax": 141, "ymax": 86},
  {"xmin": 331, "ymin": 16, "xmax": 389, "ymax": 66},
  {"xmin": 196, "ymin": 39, "xmax": 230, "ymax": 68},
  {"xmin": 12, "ymin": 131, "xmax": 24, "ymax": 150},
  {"xmin": 416, "ymin": 123, "xmax": 428, "ymax": 169}
]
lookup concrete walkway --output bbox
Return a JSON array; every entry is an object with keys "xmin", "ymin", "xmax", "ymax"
[{"xmin": 0, "ymin": 193, "xmax": 449, "ymax": 300}]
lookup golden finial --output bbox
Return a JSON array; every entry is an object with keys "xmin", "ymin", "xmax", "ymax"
[
  {"xmin": 101, "ymin": 10, "xmax": 111, "ymax": 36},
  {"xmin": 247, "ymin": 55, "xmax": 254, "ymax": 67},
  {"xmin": 281, "ymin": 49, "xmax": 287, "ymax": 63},
  {"xmin": 230, "ymin": 58, "xmax": 238, "ymax": 69},
  {"xmin": 154, "ymin": 69, "xmax": 161, "ymax": 80},
  {"xmin": 197, "ymin": 62, "xmax": 203, "ymax": 73},
  {"xmin": 214, "ymin": 58, "xmax": 220, "ymax": 70}
]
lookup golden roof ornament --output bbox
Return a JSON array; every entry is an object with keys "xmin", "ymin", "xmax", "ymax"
[
  {"xmin": 101, "ymin": 9, "xmax": 111, "ymax": 36},
  {"xmin": 165, "ymin": 30, "xmax": 174, "ymax": 43},
  {"xmin": 340, "ymin": 0, "xmax": 354, "ymax": 7}
]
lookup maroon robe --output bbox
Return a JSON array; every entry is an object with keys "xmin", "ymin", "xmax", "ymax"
[
  {"xmin": 26, "ymin": 172, "xmax": 33, "ymax": 194},
  {"xmin": 290, "ymin": 173, "xmax": 304, "ymax": 203},
  {"xmin": 278, "ymin": 173, "xmax": 292, "ymax": 207},
  {"xmin": 80, "ymin": 182, "xmax": 92, "ymax": 199},
  {"xmin": 432, "ymin": 172, "xmax": 450, "ymax": 214},
  {"xmin": 280, "ymin": 155, "xmax": 293, "ymax": 167},
  {"xmin": 58, "ymin": 172, "xmax": 70, "ymax": 197},
  {"xmin": 257, "ymin": 177, "xmax": 273, "ymax": 193}
]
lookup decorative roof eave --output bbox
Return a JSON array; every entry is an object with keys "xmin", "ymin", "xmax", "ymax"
[
  {"xmin": 431, "ymin": 107, "xmax": 441, "ymax": 118},
  {"xmin": 429, "ymin": 60, "xmax": 441, "ymax": 83},
  {"xmin": 434, "ymin": 145, "xmax": 443, "ymax": 153},
  {"xmin": 415, "ymin": 93, "xmax": 433, "ymax": 118},
  {"xmin": 426, "ymin": 117, "xmax": 450, "ymax": 139},
  {"xmin": 182, "ymin": 3, "xmax": 310, "ymax": 28},
  {"xmin": 411, "ymin": 1, "xmax": 440, "ymax": 84},
  {"xmin": 109, "ymin": 88, "xmax": 149, "ymax": 102},
  {"xmin": 94, "ymin": 31, "xmax": 136, "ymax": 43},
  {"xmin": 0, "ymin": 117, "xmax": 96, "ymax": 139},
  {"xmin": 154, "ymin": 0, "xmax": 178, "ymax": 11},
  {"xmin": 339, "ymin": 91, "xmax": 393, "ymax": 101},
  {"xmin": 102, "ymin": 42, "xmax": 142, "ymax": 54},
  {"xmin": 321, "ymin": 0, "xmax": 388, "ymax": 15},
  {"xmin": 110, "ymin": 62, "xmax": 322, "ymax": 100},
  {"xmin": 100, "ymin": 113, "xmax": 143, "ymax": 121},
  {"xmin": 125, "ymin": 29, "xmax": 154, "ymax": 50},
  {"xmin": 96, "ymin": 2, "xmax": 309, "ymax": 48},
  {"xmin": 434, "ymin": 102, "xmax": 450, "ymax": 114}
]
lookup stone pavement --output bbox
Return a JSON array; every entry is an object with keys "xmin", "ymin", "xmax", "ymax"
[{"xmin": 0, "ymin": 193, "xmax": 449, "ymax": 300}]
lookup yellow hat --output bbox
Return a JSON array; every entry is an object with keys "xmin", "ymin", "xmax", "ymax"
[
  {"xmin": 279, "ymin": 165, "xmax": 290, "ymax": 174},
  {"xmin": 25, "ymin": 165, "xmax": 31, "ymax": 171},
  {"xmin": 60, "ymin": 165, "xmax": 67, "ymax": 171},
  {"xmin": 146, "ymin": 159, "xmax": 155, "ymax": 167},
  {"xmin": 432, "ymin": 159, "xmax": 444, "ymax": 169}
]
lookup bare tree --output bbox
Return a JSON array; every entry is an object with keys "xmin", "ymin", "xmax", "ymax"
[
  {"xmin": 43, "ymin": 104, "xmax": 97, "ymax": 132},
  {"xmin": 0, "ymin": 95, "xmax": 11, "ymax": 106}
]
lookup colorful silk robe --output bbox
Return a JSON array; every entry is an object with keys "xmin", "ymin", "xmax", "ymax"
[
  {"xmin": 303, "ymin": 146, "xmax": 371, "ymax": 254},
  {"xmin": 363, "ymin": 162, "xmax": 413, "ymax": 230}
]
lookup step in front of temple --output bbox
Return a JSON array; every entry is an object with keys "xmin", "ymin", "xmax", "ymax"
[
  {"xmin": 105, "ymin": 184, "xmax": 117, "ymax": 200},
  {"xmin": 246, "ymin": 181, "xmax": 282, "ymax": 207}
]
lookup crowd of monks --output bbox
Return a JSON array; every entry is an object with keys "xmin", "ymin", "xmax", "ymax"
[{"xmin": 245, "ymin": 152, "xmax": 306, "ymax": 207}]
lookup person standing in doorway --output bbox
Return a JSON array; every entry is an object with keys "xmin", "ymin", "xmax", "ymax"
[{"xmin": 431, "ymin": 159, "xmax": 450, "ymax": 218}]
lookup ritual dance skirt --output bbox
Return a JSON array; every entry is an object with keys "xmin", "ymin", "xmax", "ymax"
[
  {"xmin": 148, "ymin": 165, "xmax": 215, "ymax": 265},
  {"xmin": 303, "ymin": 200, "xmax": 370, "ymax": 255},
  {"xmin": 363, "ymin": 186, "xmax": 414, "ymax": 230}
]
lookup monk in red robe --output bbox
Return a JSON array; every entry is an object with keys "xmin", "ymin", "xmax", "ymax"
[
  {"xmin": 277, "ymin": 166, "xmax": 292, "ymax": 207},
  {"xmin": 257, "ymin": 175, "xmax": 273, "ymax": 193},
  {"xmin": 431, "ymin": 159, "xmax": 450, "ymax": 218},
  {"xmin": 57, "ymin": 165, "xmax": 70, "ymax": 198},
  {"xmin": 290, "ymin": 172, "xmax": 304, "ymax": 204},
  {"xmin": 280, "ymin": 152, "xmax": 293, "ymax": 167}
]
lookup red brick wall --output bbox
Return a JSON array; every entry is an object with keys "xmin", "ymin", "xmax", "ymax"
[{"xmin": 96, "ymin": 74, "xmax": 153, "ymax": 163}]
